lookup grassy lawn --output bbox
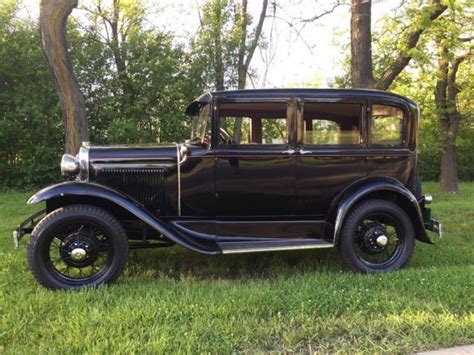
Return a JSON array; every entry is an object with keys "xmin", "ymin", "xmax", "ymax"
[{"xmin": 0, "ymin": 182, "xmax": 473, "ymax": 353}]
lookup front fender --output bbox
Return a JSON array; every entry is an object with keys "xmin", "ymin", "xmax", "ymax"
[
  {"xmin": 28, "ymin": 182, "xmax": 220, "ymax": 254},
  {"xmin": 328, "ymin": 177, "xmax": 432, "ymax": 245}
]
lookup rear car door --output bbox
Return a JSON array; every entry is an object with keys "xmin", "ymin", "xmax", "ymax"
[{"xmin": 294, "ymin": 99, "xmax": 368, "ymax": 216}]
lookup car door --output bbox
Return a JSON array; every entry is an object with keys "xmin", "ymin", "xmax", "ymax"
[
  {"xmin": 213, "ymin": 98, "xmax": 297, "ymax": 217},
  {"xmin": 295, "ymin": 99, "xmax": 368, "ymax": 216},
  {"xmin": 366, "ymin": 99, "xmax": 415, "ymax": 185}
]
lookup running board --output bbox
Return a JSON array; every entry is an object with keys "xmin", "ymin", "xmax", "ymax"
[{"xmin": 219, "ymin": 239, "xmax": 334, "ymax": 254}]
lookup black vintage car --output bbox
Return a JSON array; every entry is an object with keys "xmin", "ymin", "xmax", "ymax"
[{"xmin": 15, "ymin": 89, "xmax": 441, "ymax": 289}]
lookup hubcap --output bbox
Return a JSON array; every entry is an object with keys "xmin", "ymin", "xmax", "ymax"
[
  {"xmin": 376, "ymin": 235, "xmax": 388, "ymax": 247},
  {"xmin": 354, "ymin": 212, "xmax": 403, "ymax": 266},
  {"xmin": 70, "ymin": 247, "xmax": 87, "ymax": 262},
  {"xmin": 48, "ymin": 221, "xmax": 112, "ymax": 280}
]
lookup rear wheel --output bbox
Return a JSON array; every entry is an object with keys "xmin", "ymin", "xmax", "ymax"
[
  {"xmin": 27, "ymin": 205, "xmax": 128, "ymax": 290},
  {"xmin": 339, "ymin": 199, "xmax": 415, "ymax": 273}
]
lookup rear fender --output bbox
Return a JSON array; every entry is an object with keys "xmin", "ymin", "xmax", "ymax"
[
  {"xmin": 326, "ymin": 177, "xmax": 432, "ymax": 245},
  {"xmin": 27, "ymin": 182, "xmax": 220, "ymax": 254}
]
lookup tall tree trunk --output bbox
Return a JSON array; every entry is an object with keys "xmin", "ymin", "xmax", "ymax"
[
  {"xmin": 350, "ymin": 0, "xmax": 375, "ymax": 89},
  {"xmin": 109, "ymin": 0, "xmax": 134, "ymax": 109},
  {"xmin": 434, "ymin": 44, "xmax": 468, "ymax": 194},
  {"xmin": 213, "ymin": 3, "xmax": 225, "ymax": 92},
  {"xmin": 233, "ymin": 0, "xmax": 268, "ymax": 143},
  {"xmin": 350, "ymin": 0, "xmax": 446, "ymax": 90},
  {"xmin": 40, "ymin": 0, "xmax": 88, "ymax": 155},
  {"xmin": 440, "ymin": 140, "xmax": 459, "ymax": 194}
]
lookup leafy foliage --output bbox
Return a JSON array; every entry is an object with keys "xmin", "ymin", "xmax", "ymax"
[
  {"xmin": 0, "ymin": 0, "xmax": 472, "ymax": 189},
  {"xmin": 0, "ymin": 1, "xmax": 206, "ymax": 189},
  {"xmin": 0, "ymin": 2, "xmax": 64, "ymax": 188}
]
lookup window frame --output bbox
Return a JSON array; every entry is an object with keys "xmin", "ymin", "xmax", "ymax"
[
  {"xmin": 212, "ymin": 98, "xmax": 294, "ymax": 150},
  {"xmin": 296, "ymin": 98, "xmax": 367, "ymax": 149},
  {"xmin": 368, "ymin": 100, "xmax": 408, "ymax": 148}
]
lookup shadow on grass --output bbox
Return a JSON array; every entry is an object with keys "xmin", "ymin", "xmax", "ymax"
[
  {"xmin": 126, "ymin": 246, "xmax": 344, "ymax": 281},
  {"xmin": 124, "ymin": 237, "xmax": 466, "ymax": 282}
]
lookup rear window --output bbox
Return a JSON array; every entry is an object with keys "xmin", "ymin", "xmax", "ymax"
[
  {"xmin": 303, "ymin": 103, "xmax": 361, "ymax": 145},
  {"xmin": 371, "ymin": 105, "xmax": 404, "ymax": 146}
]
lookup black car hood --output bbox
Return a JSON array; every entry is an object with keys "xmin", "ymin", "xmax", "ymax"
[{"xmin": 88, "ymin": 144, "xmax": 178, "ymax": 167}]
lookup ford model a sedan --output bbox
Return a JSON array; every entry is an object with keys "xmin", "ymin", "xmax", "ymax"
[{"xmin": 15, "ymin": 89, "xmax": 441, "ymax": 289}]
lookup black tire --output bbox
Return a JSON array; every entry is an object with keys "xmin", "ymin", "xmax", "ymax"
[
  {"xmin": 27, "ymin": 205, "xmax": 128, "ymax": 290},
  {"xmin": 339, "ymin": 199, "xmax": 415, "ymax": 273}
]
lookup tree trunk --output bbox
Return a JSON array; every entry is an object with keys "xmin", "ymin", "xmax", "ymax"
[
  {"xmin": 213, "ymin": 5, "xmax": 225, "ymax": 92},
  {"xmin": 233, "ymin": 0, "xmax": 268, "ymax": 143},
  {"xmin": 109, "ymin": 0, "xmax": 135, "ymax": 109},
  {"xmin": 440, "ymin": 139, "xmax": 459, "ymax": 194},
  {"xmin": 350, "ymin": 0, "xmax": 446, "ymax": 90},
  {"xmin": 434, "ymin": 44, "xmax": 468, "ymax": 194},
  {"xmin": 350, "ymin": 0, "xmax": 375, "ymax": 89},
  {"xmin": 40, "ymin": 0, "xmax": 88, "ymax": 155}
]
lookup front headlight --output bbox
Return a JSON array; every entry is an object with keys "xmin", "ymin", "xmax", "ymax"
[{"xmin": 60, "ymin": 154, "xmax": 79, "ymax": 176}]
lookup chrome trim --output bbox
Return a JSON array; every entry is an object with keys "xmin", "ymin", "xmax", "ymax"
[
  {"xmin": 92, "ymin": 163, "xmax": 174, "ymax": 170},
  {"xmin": 175, "ymin": 143, "xmax": 181, "ymax": 216},
  {"xmin": 70, "ymin": 248, "xmax": 87, "ymax": 261},
  {"xmin": 13, "ymin": 230, "xmax": 19, "ymax": 249},
  {"xmin": 376, "ymin": 235, "xmax": 388, "ymax": 247},
  {"xmin": 179, "ymin": 145, "xmax": 188, "ymax": 162},
  {"xmin": 78, "ymin": 142, "xmax": 90, "ymax": 181},
  {"xmin": 424, "ymin": 194, "xmax": 433, "ymax": 204},
  {"xmin": 221, "ymin": 242, "xmax": 334, "ymax": 254},
  {"xmin": 60, "ymin": 154, "xmax": 79, "ymax": 175}
]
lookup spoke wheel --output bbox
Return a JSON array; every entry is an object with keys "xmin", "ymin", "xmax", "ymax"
[
  {"xmin": 47, "ymin": 222, "xmax": 112, "ymax": 281},
  {"xmin": 28, "ymin": 205, "xmax": 128, "ymax": 290},
  {"xmin": 353, "ymin": 213, "xmax": 402, "ymax": 267},
  {"xmin": 339, "ymin": 199, "xmax": 415, "ymax": 273}
]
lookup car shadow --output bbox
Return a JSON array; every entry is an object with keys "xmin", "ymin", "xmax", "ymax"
[
  {"xmin": 124, "ymin": 239, "xmax": 461, "ymax": 282},
  {"xmin": 126, "ymin": 246, "xmax": 344, "ymax": 281}
]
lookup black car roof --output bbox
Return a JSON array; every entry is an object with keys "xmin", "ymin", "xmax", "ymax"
[{"xmin": 186, "ymin": 88, "xmax": 417, "ymax": 114}]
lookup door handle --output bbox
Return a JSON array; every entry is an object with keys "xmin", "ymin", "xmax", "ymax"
[
  {"xmin": 282, "ymin": 149, "xmax": 296, "ymax": 155},
  {"xmin": 299, "ymin": 149, "xmax": 313, "ymax": 155}
]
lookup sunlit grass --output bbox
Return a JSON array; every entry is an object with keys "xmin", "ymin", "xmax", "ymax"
[{"xmin": 0, "ymin": 182, "xmax": 473, "ymax": 353}]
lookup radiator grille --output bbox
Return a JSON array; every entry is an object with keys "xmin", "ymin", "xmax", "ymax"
[{"xmin": 94, "ymin": 168, "xmax": 167, "ymax": 212}]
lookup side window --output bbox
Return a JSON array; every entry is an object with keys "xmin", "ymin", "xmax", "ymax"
[
  {"xmin": 218, "ymin": 102, "xmax": 288, "ymax": 145},
  {"xmin": 371, "ymin": 105, "xmax": 404, "ymax": 146},
  {"xmin": 303, "ymin": 103, "xmax": 361, "ymax": 145}
]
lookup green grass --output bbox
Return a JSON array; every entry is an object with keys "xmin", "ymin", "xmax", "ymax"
[{"xmin": 0, "ymin": 182, "xmax": 473, "ymax": 353}]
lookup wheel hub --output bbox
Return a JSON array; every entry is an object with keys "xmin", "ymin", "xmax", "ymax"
[
  {"xmin": 376, "ymin": 235, "xmax": 388, "ymax": 247},
  {"xmin": 359, "ymin": 222, "xmax": 389, "ymax": 254},
  {"xmin": 70, "ymin": 247, "xmax": 87, "ymax": 262},
  {"xmin": 59, "ymin": 233, "xmax": 101, "ymax": 267}
]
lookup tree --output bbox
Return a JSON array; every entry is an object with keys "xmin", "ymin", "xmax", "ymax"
[
  {"xmin": 0, "ymin": 1, "xmax": 64, "ymax": 188},
  {"xmin": 77, "ymin": 0, "xmax": 207, "ymax": 144},
  {"xmin": 432, "ymin": 4, "xmax": 473, "ymax": 194},
  {"xmin": 350, "ymin": 0, "xmax": 446, "ymax": 90},
  {"xmin": 233, "ymin": 0, "xmax": 268, "ymax": 142},
  {"xmin": 194, "ymin": 0, "xmax": 269, "ymax": 91},
  {"xmin": 40, "ymin": 0, "xmax": 88, "ymax": 154},
  {"xmin": 434, "ymin": 48, "xmax": 470, "ymax": 194}
]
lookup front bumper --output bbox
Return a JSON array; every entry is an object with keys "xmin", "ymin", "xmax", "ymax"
[
  {"xmin": 421, "ymin": 202, "xmax": 442, "ymax": 238},
  {"xmin": 13, "ymin": 209, "xmax": 46, "ymax": 248},
  {"xmin": 425, "ymin": 218, "xmax": 442, "ymax": 238}
]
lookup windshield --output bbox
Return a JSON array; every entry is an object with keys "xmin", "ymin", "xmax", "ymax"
[{"xmin": 189, "ymin": 104, "xmax": 210, "ymax": 144}]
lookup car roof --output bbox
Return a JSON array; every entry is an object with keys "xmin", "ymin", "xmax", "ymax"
[{"xmin": 185, "ymin": 88, "xmax": 417, "ymax": 114}]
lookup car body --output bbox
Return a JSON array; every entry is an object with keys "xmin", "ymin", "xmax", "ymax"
[{"xmin": 15, "ymin": 89, "xmax": 441, "ymax": 289}]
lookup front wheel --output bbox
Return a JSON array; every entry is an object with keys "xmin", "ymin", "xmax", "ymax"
[
  {"xmin": 339, "ymin": 199, "xmax": 415, "ymax": 273},
  {"xmin": 27, "ymin": 205, "xmax": 128, "ymax": 290}
]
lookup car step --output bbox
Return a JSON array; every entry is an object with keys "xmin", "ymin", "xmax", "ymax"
[{"xmin": 219, "ymin": 238, "xmax": 334, "ymax": 254}]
